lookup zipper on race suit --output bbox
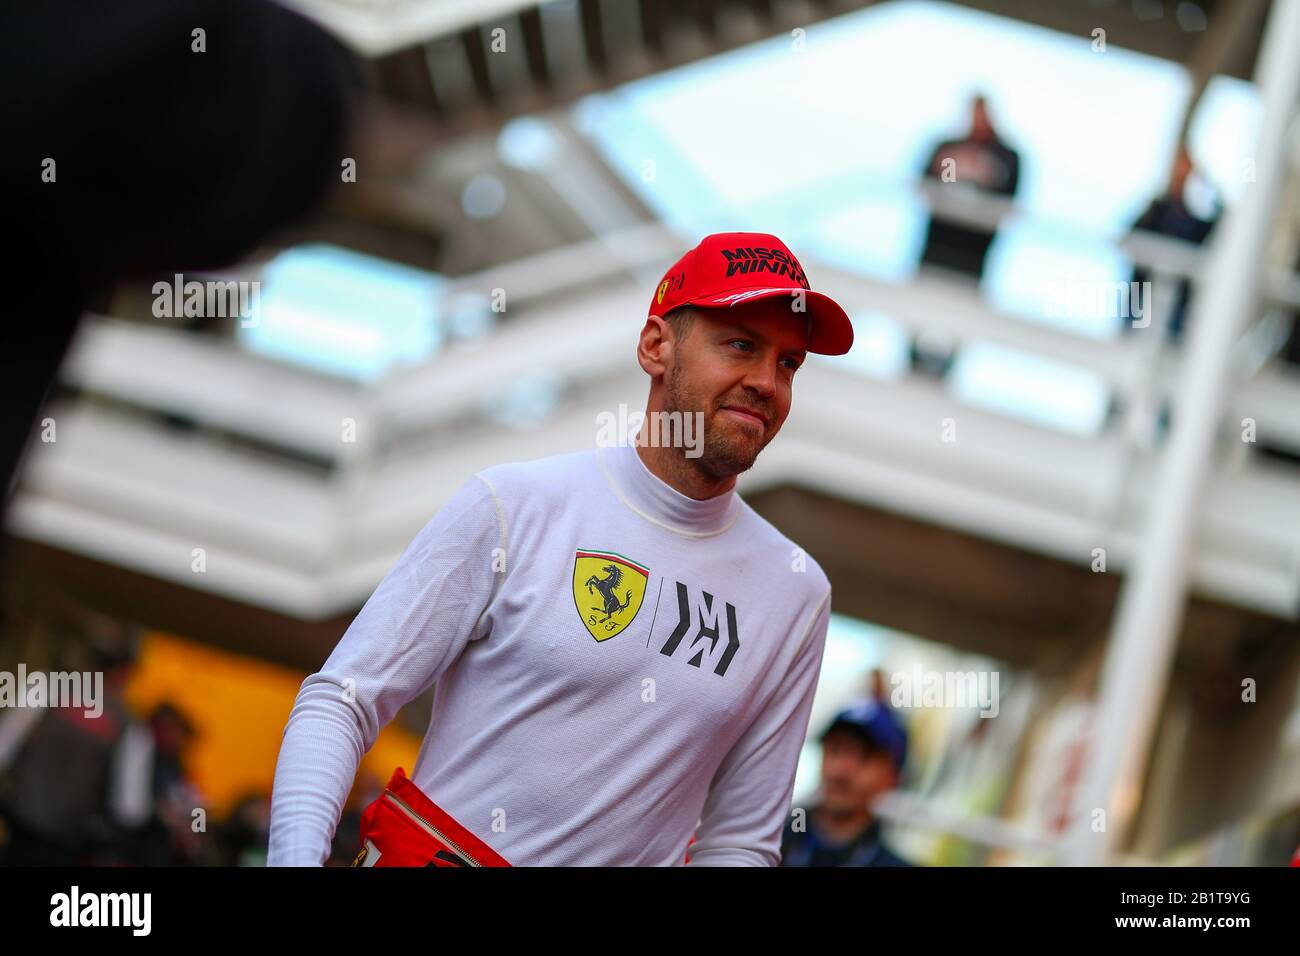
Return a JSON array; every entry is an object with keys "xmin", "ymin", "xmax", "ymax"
[{"xmin": 383, "ymin": 788, "xmax": 482, "ymax": 867}]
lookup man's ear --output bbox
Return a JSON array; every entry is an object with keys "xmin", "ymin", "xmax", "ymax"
[{"xmin": 637, "ymin": 313, "xmax": 671, "ymax": 377}]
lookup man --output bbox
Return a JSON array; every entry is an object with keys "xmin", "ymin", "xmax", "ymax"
[
  {"xmin": 780, "ymin": 700, "xmax": 912, "ymax": 867},
  {"xmin": 0, "ymin": 616, "xmax": 145, "ymax": 866},
  {"xmin": 919, "ymin": 94, "xmax": 1021, "ymax": 279},
  {"xmin": 268, "ymin": 232, "xmax": 854, "ymax": 866},
  {"xmin": 1126, "ymin": 145, "xmax": 1219, "ymax": 342}
]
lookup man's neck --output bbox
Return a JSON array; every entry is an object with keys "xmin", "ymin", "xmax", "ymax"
[{"xmin": 634, "ymin": 438, "xmax": 735, "ymax": 501}]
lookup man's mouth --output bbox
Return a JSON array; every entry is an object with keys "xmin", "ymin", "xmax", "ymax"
[{"xmin": 721, "ymin": 406, "xmax": 769, "ymax": 429}]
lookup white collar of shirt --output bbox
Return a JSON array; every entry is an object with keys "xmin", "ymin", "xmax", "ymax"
[{"xmin": 596, "ymin": 441, "xmax": 740, "ymax": 538}]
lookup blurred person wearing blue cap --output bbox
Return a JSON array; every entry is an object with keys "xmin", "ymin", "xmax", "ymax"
[{"xmin": 780, "ymin": 700, "xmax": 912, "ymax": 867}]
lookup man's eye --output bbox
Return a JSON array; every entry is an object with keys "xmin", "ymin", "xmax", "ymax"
[{"xmin": 729, "ymin": 339, "xmax": 753, "ymax": 352}]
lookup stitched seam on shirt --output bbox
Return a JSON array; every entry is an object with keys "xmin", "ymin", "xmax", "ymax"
[
  {"xmin": 762, "ymin": 588, "xmax": 832, "ymax": 716},
  {"xmin": 596, "ymin": 445, "xmax": 743, "ymax": 539},
  {"xmin": 473, "ymin": 472, "xmax": 510, "ymax": 632},
  {"xmin": 794, "ymin": 588, "xmax": 833, "ymax": 661}
]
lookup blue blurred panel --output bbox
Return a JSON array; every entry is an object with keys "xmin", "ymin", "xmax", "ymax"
[
  {"xmin": 948, "ymin": 342, "xmax": 1110, "ymax": 437},
  {"xmin": 794, "ymin": 192, "xmax": 929, "ymax": 283},
  {"xmin": 1186, "ymin": 75, "xmax": 1263, "ymax": 212},
  {"xmin": 983, "ymin": 222, "xmax": 1135, "ymax": 340},
  {"xmin": 239, "ymin": 245, "xmax": 445, "ymax": 382},
  {"xmin": 816, "ymin": 311, "xmax": 912, "ymax": 380}
]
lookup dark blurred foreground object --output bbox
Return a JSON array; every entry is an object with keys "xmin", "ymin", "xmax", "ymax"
[
  {"xmin": 0, "ymin": 0, "xmax": 356, "ymax": 507},
  {"xmin": 919, "ymin": 94, "xmax": 1021, "ymax": 279}
]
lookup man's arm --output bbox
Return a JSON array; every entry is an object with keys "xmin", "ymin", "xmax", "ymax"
[
  {"xmin": 267, "ymin": 474, "xmax": 507, "ymax": 866},
  {"xmin": 686, "ymin": 588, "xmax": 832, "ymax": 867}
]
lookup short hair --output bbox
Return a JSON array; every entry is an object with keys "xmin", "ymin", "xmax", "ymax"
[{"xmin": 663, "ymin": 305, "xmax": 696, "ymax": 344}]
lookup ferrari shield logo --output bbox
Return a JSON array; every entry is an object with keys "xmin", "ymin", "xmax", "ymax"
[{"xmin": 572, "ymin": 549, "xmax": 650, "ymax": 642}]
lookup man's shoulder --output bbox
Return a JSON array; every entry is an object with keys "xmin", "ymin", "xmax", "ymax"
[
  {"xmin": 733, "ymin": 498, "xmax": 831, "ymax": 597},
  {"xmin": 473, "ymin": 447, "xmax": 597, "ymax": 499}
]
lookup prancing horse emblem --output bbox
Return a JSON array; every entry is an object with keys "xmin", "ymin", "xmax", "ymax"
[{"xmin": 571, "ymin": 549, "xmax": 650, "ymax": 642}]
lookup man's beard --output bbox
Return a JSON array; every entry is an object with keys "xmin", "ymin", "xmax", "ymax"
[{"xmin": 664, "ymin": 360, "xmax": 767, "ymax": 478}]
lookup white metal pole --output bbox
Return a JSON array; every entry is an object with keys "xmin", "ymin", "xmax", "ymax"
[{"xmin": 1062, "ymin": 0, "xmax": 1300, "ymax": 866}]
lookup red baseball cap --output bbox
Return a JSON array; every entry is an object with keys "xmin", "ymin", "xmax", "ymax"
[{"xmin": 649, "ymin": 232, "xmax": 853, "ymax": 355}]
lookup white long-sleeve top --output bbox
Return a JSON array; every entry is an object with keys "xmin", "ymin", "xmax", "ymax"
[{"xmin": 268, "ymin": 441, "xmax": 832, "ymax": 866}]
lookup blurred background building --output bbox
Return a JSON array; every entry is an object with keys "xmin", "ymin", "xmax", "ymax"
[{"xmin": 2, "ymin": 0, "xmax": 1299, "ymax": 865}]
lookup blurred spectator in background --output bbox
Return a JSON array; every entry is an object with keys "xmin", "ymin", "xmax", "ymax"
[
  {"xmin": 919, "ymin": 94, "xmax": 1021, "ymax": 279},
  {"xmin": 122, "ymin": 701, "xmax": 209, "ymax": 865},
  {"xmin": 0, "ymin": 614, "xmax": 145, "ymax": 865},
  {"xmin": 215, "ymin": 794, "xmax": 273, "ymax": 867},
  {"xmin": 148, "ymin": 703, "xmax": 198, "ymax": 806},
  {"xmin": 781, "ymin": 700, "xmax": 912, "ymax": 867},
  {"xmin": 1125, "ymin": 145, "xmax": 1220, "ymax": 341}
]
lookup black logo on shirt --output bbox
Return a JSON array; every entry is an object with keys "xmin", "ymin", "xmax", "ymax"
[{"xmin": 658, "ymin": 581, "xmax": 740, "ymax": 677}]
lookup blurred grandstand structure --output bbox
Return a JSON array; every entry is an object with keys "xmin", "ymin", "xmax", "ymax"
[{"xmin": 3, "ymin": 0, "xmax": 1300, "ymax": 866}]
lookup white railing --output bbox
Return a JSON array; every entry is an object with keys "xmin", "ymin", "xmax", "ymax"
[{"xmin": 11, "ymin": 171, "xmax": 1300, "ymax": 625}]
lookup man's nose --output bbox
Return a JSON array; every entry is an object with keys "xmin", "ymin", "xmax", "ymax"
[
  {"xmin": 742, "ymin": 355, "xmax": 778, "ymax": 397},
  {"xmin": 823, "ymin": 753, "xmax": 852, "ymax": 776}
]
